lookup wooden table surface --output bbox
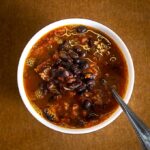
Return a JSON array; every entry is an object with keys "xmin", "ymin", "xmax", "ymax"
[{"xmin": 0, "ymin": 0, "xmax": 150, "ymax": 150}]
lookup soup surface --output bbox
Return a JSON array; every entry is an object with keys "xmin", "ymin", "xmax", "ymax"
[{"xmin": 23, "ymin": 25, "xmax": 128, "ymax": 128}]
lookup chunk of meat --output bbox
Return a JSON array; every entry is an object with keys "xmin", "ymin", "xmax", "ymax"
[
  {"xmin": 39, "ymin": 68, "xmax": 51, "ymax": 81},
  {"xmin": 35, "ymin": 58, "xmax": 51, "ymax": 73}
]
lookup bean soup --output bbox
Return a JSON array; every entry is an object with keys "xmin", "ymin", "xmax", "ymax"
[{"xmin": 23, "ymin": 25, "xmax": 128, "ymax": 128}]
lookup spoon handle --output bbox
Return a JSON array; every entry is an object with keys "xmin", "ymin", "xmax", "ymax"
[{"xmin": 112, "ymin": 89, "xmax": 150, "ymax": 150}]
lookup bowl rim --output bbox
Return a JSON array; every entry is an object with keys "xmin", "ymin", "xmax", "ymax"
[{"xmin": 17, "ymin": 18, "xmax": 135, "ymax": 134}]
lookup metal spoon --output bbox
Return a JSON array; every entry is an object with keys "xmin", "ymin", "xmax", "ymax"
[{"xmin": 112, "ymin": 88, "xmax": 150, "ymax": 150}]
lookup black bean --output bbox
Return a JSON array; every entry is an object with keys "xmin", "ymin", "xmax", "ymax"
[
  {"xmin": 57, "ymin": 70, "xmax": 65, "ymax": 77},
  {"xmin": 73, "ymin": 58, "xmax": 81, "ymax": 64},
  {"xmin": 40, "ymin": 82, "xmax": 47, "ymax": 91},
  {"xmin": 76, "ymin": 26, "xmax": 87, "ymax": 33},
  {"xmin": 43, "ymin": 108, "xmax": 55, "ymax": 121},
  {"xmin": 47, "ymin": 82, "xmax": 56, "ymax": 91},
  {"xmin": 69, "ymin": 50, "xmax": 79, "ymax": 59},
  {"xmin": 77, "ymin": 83, "xmax": 87, "ymax": 94},
  {"xmin": 70, "ymin": 65, "xmax": 81, "ymax": 75},
  {"xmin": 56, "ymin": 68, "xmax": 70, "ymax": 78},
  {"xmin": 68, "ymin": 80, "xmax": 82, "ymax": 90},
  {"xmin": 86, "ymin": 112, "xmax": 99, "ymax": 120},
  {"xmin": 82, "ymin": 100, "xmax": 92, "ymax": 110},
  {"xmin": 61, "ymin": 61, "xmax": 72, "ymax": 70},
  {"xmin": 73, "ymin": 47, "xmax": 87, "ymax": 57},
  {"xmin": 39, "ymin": 82, "xmax": 48, "ymax": 95},
  {"xmin": 51, "ymin": 68, "xmax": 63, "ymax": 80},
  {"xmin": 58, "ymin": 43, "xmax": 65, "ymax": 51},
  {"xmin": 63, "ymin": 40, "xmax": 71, "ymax": 49},
  {"xmin": 78, "ymin": 50, "xmax": 87, "ymax": 57},
  {"xmin": 59, "ymin": 51, "xmax": 69, "ymax": 61},
  {"xmin": 69, "ymin": 59, "xmax": 74, "ymax": 64},
  {"xmin": 53, "ymin": 58, "xmax": 62, "ymax": 68},
  {"xmin": 51, "ymin": 69, "xmax": 57, "ymax": 78},
  {"xmin": 53, "ymin": 79, "xmax": 59, "ymax": 85},
  {"xmin": 86, "ymin": 80, "xmax": 95, "ymax": 90},
  {"xmin": 73, "ymin": 47, "xmax": 82, "ymax": 53},
  {"xmin": 88, "ymin": 38, "xmax": 94, "ymax": 47},
  {"xmin": 58, "ymin": 40, "xmax": 70, "ymax": 51},
  {"xmin": 79, "ymin": 60, "xmax": 89, "ymax": 70}
]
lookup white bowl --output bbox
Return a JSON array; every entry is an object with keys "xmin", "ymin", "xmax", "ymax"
[{"xmin": 17, "ymin": 18, "xmax": 134, "ymax": 134}]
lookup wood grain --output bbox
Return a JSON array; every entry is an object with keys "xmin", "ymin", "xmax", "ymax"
[{"xmin": 0, "ymin": 0, "xmax": 149, "ymax": 150}]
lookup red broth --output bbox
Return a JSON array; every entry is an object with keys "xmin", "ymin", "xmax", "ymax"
[{"xmin": 23, "ymin": 25, "xmax": 128, "ymax": 128}]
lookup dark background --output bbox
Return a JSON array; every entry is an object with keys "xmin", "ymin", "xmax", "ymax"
[{"xmin": 0, "ymin": 0, "xmax": 149, "ymax": 150}]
